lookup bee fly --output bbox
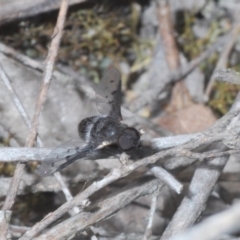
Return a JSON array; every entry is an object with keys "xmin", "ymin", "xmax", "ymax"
[{"xmin": 38, "ymin": 68, "xmax": 141, "ymax": 176}]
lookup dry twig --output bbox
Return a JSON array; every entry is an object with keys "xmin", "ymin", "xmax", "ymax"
[
  {"xmin": 0, "ymin": 69, "xmax": 239, "ymax": 239},
  {"xmin": 160, "ymin": 71, "xmax": 240, "ymax": 238},
  {"xmin": 130, "ymin": 34, "xmax": 228, "ymax": 112},
  {"xmin": 0, "ymin": 211, "xmax": 11, "ymax": 240},
  {"xmin": 0, "ymin": 146, "xmax": 239, "ymax": 164},
  {"xmin": 34, "ymin": 178, "xmax": 163, "ymax": 240},
  {"xmin": 143, "ymin": 189, "xmax": 160, "ymax": 240},
  {"xmin": 0, "ymin": 0, "xmax": 71, "ymax": 238},
  {"xmin": 0, "ymin": 42, "xmax": 43, "ymax": 71},
  {"xmin": 205, "ymin": 22, "xmax": 240, "ymax": 100},
  {"xmin": 19, "ymin": 131, "xmax": 240, "ymax": 239},
  {"xmin": 20, "ymin": 75, "xmax": 240, "ymax": 239},
  {"xmin": 160, "ymin": 156, "xmax": 229, "ymax": 240},
  {"xmin": 2, "ymin": 0, "xmax": 69, "ymax": 210},
  {"xmin": 1, "ymin": 5, "xmax": 240, "ymax": 239},
  {"xmin": 150, "ymin": 166, "xmax": 183, "ymax": 194},
  {"xmin": 156, "ymin": 0, "xmax": 180, "ymax": 70}
]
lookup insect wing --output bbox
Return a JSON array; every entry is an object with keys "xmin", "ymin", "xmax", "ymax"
[
  {"xmin": 95, "ymin": 68, "xmax": 122, "ymax": 120},
  {"xmin": 37, "ymin": 139, "xmax": 90, "ymax": 176}
]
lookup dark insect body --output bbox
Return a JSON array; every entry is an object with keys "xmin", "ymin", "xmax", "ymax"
[{"xmin": 38, "ymin": 68, "xmax": 141, "ymax": 176}]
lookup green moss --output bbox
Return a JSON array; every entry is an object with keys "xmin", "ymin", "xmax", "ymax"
[
  {"xmin": 0, "ymin": 134, "xmax": 17, "ymax": 176},
  {"xmin": 209, "ymin": 82, "xmax": 240, "ymax": 115},
  {"xmin": 0, "ymin": 4, "xmax": 153, "ymax": 83},
  {"xmin": 177, "ymin": 11, "xmax": 228, "ymax": 61}
]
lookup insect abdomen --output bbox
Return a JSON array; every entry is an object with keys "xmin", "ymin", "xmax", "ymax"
[{"xmin": 78, "ymin": 116, "xmax": 99, "ymax": 141}]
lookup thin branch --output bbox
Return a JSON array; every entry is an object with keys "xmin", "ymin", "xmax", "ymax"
[
  {"xmin": 0, "ymin": 133, "xmax": 203, "ymax": 162},
  {"xmin": 18, "ymin": 148, "xmax": 238, "ymax": 240},
  {"xmin": 0, "ymin": 62, "xmax": 32, "ymax": 127},
  {"xmin": 205, "ymin": 23, "xmax": 240, "ymax": 100},
  {"xmin": 0, "ymin": 42, "xmax": 43, "ymax": 71},
  {"xmin": 160, "ymin": 156, "xmax": 229, "ymax": 240},
  {"xmin": 152, "ymin": 133, "xmax": 203, "ymax": 149},
  {"xmin": 6, "ymin": 68, "xmax": 240, "ymax": 239},
  {"xmin": 34, "ymin": 178, "xmax": 163, "ymax": 240},
  {"xmin": 130, "ymin": 34, "xmax": 228, "ymax": 112},
  {"xmin": 2, "ymin": 0, "xmax": 69, "ymax": 210},
  {"xmin": 156, "ymin": 0, "xmax": 180, "ymax": 70},
  {"xmin": 0, "ymin": 18, "xmax": 78, "ymax": 215},
  {"xmin": 0, "ymin": 147, "xmax": 51, "ymax": 161},
  {"xmin": 0, "ymin": 147, "xmax": 239, "ymax": 164},
  {"xmin": 160, "ymin": 70, "xmax": 240, "ymax": 239},
  {"xmin": 17, "ymin": 155, "xmax": 232, "ymax": 240},
  {"xmin": 25, "ymin": 0, "xmax": 69, "ymax": 146},
  {"xmin": 0, "ymin": 63, "xmax": 42, "ymax": 147},
  {"xmin": 173, "ymin": 35, "xmax": 228, "ymax": 81},
  {"xmin": 143, "ymin": 189, "xmax": 159, "ymax": 240},
  {"xmin": 0, "ymin": 1, "xmax": 71, "ymax": 236},
  {"xmin": 18, "ymin": 156, "xmax": 171, "ymax": 239},
  {"xmin": 0, "ymin": 211, "xmax": 11, "ymax": 240},
  {"xmin": 150, "ymin": 166, "xmax": 183, "ymax": 194}
]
